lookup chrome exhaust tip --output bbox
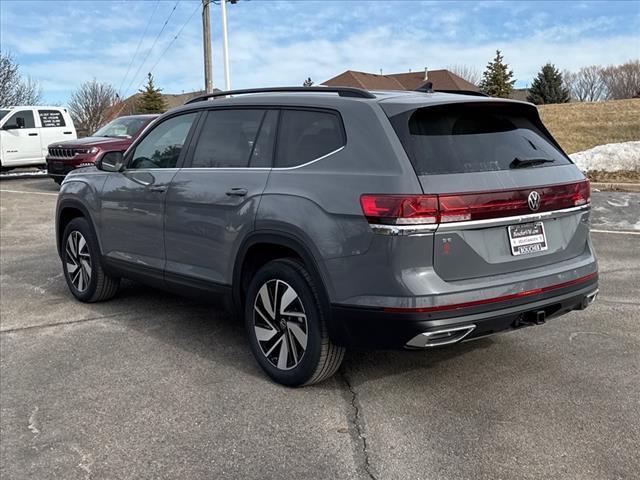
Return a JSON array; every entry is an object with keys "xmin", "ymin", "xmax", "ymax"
[
  {"xmin": 406, "ymin": 324, "xmax": 476, "ymax": 349},
  {"xmin": 583, "ymin": 289, "xmax": 598, "ymax": 308}
]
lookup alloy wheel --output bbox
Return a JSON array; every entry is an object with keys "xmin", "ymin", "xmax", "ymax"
[
  {"xmin": 65, "ymin": 231, "xmax": 92, "ymax": 292},
  {"xmin": 253, "ymin": 279, "xmax": 309, "ymax": 370}
]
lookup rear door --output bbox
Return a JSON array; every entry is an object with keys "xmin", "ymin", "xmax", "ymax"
[
  {"xmin": 1, "ymin": 109, "xmax": 41, "ymax": 166},
  {"xmin": 37, "ymin": 109, "xmax": 75, "ymax": 157},
  {"xmin": 387, "ymin": 101, "xmax": 590, "ymax": 281},
  {"xmin": 164, "ymin": 108, "xmax": 277, "ymax": 285}
]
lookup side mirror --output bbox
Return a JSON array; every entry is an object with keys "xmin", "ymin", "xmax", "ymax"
[
  {"xmin": 16, "ymin": 117, "xmax": 25, "ymax": 128},
  {"xmin": 96, "ymin": 151, "xmax": 125, "ymax": 172}
]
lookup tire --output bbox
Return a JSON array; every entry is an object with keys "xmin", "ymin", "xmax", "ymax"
[
  {"xmin": 61, "ymin": 217, "xmax": 119, "ymax": 303},
  {"xmin": 245, "ymin": 258, "xmax": 345, "ymax": 387}
]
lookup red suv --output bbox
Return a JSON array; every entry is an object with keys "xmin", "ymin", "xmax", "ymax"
[{"xmin": 47, "ymin": 114, "xmax": 158, "ymax": 184}]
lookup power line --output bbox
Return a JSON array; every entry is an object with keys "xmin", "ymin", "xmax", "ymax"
[
  {"xmin": 122, "ymin": 0, "xmax": 181, "ymax": 98},
  {"xmin": 117, "ymin": 0, "xmax": 160, "ymax": 99},
  {"xmin": 142, "ymin": 1, "xmax": 201, "ymax": 85}
]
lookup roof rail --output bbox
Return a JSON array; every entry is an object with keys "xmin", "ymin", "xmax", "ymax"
[
  {"xmin": 185, "ymin": 86, "xmax": 376, "ymax": 104},
  {"xmin": 430, "ymin": 89, "xmax": 489, "ymax": 97}
]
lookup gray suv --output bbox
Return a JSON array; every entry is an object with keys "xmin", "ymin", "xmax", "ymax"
[{"xmin": 56, "ymin": 87, "xmax": 598, "ymax": 386}]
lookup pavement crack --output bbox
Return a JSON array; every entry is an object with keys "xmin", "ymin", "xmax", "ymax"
[
  {"xmin": 0, "ymin": 311, "xmax": 130, "ymax": 334},
  {"xmin": 341, "ymin": 369, "xmax": 377, "ymax": 480}
]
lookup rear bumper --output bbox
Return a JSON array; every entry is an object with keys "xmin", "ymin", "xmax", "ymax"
[{"xmin": 329, "ymin": 273, "xmax": 598, "ymax": 349}]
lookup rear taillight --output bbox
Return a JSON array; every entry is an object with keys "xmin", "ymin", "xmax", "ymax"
[
  {"xmin": 361, "ymin": 180, "xmax": 590, "ymax": 225},
  {"xmin": 360, "ymin": 195, "xmax": 439, "ymax": 224}
]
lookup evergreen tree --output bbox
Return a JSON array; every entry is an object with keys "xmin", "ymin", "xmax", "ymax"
[
  {"xmin": 303, "ymin": 77, "xmax": 314, "ymax": 87},
  {"xmin": 527, "ymin": 63, "xmax": 570, "ymax": 105},
  {"xmin": 137, "ymin": 73, "xmax": 166, "ymax": 113},
  {"xmin": 479, "ymin": 50, "xmax": 516, "ymax": 98}
]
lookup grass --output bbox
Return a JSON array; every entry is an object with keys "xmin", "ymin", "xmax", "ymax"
[
  {"xmin": 585, "ymin": 170, "xmax": 640, "ymax": 184},
  {"xmin": 538, "ymin": 98, "xmax": 640, "ymax": 154}
]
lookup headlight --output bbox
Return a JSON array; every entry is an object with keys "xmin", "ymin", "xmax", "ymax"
[{"xmin": 89, "ymin": 147, "xmax": 100, "ymax": 155}]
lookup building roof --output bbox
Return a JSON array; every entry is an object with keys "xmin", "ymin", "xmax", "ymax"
[{"xmin": 322, "ymin": 69, "xmax": 479, "ymax": 92}]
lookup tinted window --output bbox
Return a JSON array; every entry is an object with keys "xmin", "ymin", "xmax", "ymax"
[
  {"xmin": 129, "ymin": 113, "xmax": 197, "ymax": 169},
  {"xmin": 276, "ymin": 110, "xmax": 345, "ymax": 168},
  {"xmin": 38, "ymin": 110, "xmax": 66, "ymax": 127},
  {"xmin": 4, "ymin": 110, "xmax": 35, "ymax": 129},
  {"xmin": 0, "ymin": 110, "xmax": 10, "ymax": 121},
  {"xmin": 390, "ymin": 103, "xmax": 571, "ymax": 175},
  {"xmin": 191, "ymin": 109, "xmax": 266, "ymax": 168}
]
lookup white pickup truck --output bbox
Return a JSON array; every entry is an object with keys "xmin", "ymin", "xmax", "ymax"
[{"xmin": 0, "ymin": 106, "xmax": 77, "ymax": 170}]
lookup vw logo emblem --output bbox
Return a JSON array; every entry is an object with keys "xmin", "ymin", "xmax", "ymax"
[{"xmin": 528, "ymin": 191, "xmax": 541, "ymax": 211}]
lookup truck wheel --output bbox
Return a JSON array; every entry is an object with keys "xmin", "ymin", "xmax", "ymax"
[
  {"xmin": 62, "ymin": 217, "xmax": 119, "ymax": 302},
  {"xmin": 245, "ymin": 258, "xmax": 345, "ymax": 387}
]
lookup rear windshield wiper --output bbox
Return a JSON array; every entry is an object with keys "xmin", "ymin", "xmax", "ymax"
[{"xmin": 510, "ymin": 157, "xmax": 555, "ymax": 168}]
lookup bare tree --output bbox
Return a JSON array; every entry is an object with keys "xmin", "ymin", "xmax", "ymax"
[
  {"xmin": 0, "ymin": 52, "xmax": 42, "ymax": 106},
  {"xmin": 68, "ymin": 80, "xmax": 118, "ymax": 134},
  {"xmin": 601, "ymin": 60, "xmax": 640, "ymax": 99},
  {"xmin": 447, "ymin": 64, "xmax": 481, "ymax": 86},
  {"xmin": 564, "ymin": 65, "xmax": 606, "ymax": 101}
]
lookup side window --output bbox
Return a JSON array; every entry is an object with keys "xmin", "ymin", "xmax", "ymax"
[
  {"xmin": 191, "ymin": 109, "xmax": 267, "ymax": 168},
  {"xmin": 4, "ymin": 110, "xmax": 36, "ymax": 129},
  {"xmin": 129, "ymin": 113, "xmax": 197, "ymax": 169},
  {"xmin": 275, "ymin": 110, "xmax": 345, "ymax": 168},
  {"xmin": 38, "ymin": 110, "xmax": 66, "ymax": 127}
]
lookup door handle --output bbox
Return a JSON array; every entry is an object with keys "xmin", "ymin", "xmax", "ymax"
[
  {"xmin": 149, "ymin": 185, "xmax": 167, "ymax": 193},
  {"xmin": 28, "ymin": 133, "xmax": 38, "ymax": 136},
  {"xmin": 63, "ymin": 131, "xmax": 73, "ymax": 134},
  {"xmin": 226, "ymin": 188, "xmax": 248, "ymax": 197}
]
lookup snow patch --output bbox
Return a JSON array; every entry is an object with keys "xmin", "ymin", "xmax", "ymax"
[{"xmin": 570, "ymin": 141, "xmax": 640, "ymax": 172}]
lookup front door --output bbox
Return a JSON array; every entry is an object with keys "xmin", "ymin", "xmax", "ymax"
[
  {"xmin": 164, "ymin": 109, "xmax": 278, "ymax": 286},
  {"xmin": 1, "ymin": 109, "xmax": 41, "ymax": 166},
  {"xmin": 99, "ymin": 112, "xmax": 199, "ymax": 280}
]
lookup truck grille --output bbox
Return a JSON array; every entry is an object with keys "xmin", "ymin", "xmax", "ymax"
[{"xmin": 48, "ymin": 147, "xmax": 77, "ymax": 158}]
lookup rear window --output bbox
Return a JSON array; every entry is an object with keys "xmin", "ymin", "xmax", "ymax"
[
  {"xmin": 191, "ymin": 109, "xmax": 268, "ymax": 168},
  {"xmin": 38, "ymin": 110, "xmax": 66, "ymax": 127},
  {"xmin": 275, "ymin": 110, "xmax": 345, "ymax": 168},
  {"xmin": 389, "ymin": 103, "xmax": 571, "ymax": 175}
]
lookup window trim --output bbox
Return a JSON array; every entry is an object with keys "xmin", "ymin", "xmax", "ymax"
[
  {"xmin": 123, "ymin": 111, "xmax": 202, "ymax": 171},
  {"xmin": 180, "ymin": 105, "xmax": 347, "ymax": 171}
]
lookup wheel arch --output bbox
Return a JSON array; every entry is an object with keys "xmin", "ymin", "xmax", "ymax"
[
  {"xmin": 233, "ymin": 230, "xmax": 349, "ymax": 345},
  {"xmin": 56, "ymin": 199, "xmax": 101, "ymax": 258}
]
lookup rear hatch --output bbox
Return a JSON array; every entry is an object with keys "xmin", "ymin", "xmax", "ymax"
[{"xmin": 386, "ymin": 100, "xmax": 590, "ymax": 282}]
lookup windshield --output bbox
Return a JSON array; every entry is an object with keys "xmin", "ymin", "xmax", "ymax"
[
  {"xmin": 0, "ymin": 110, "xmax": 10, "ymax": 122},
  {"xmin": 93, "ymin": 116, "xmax": 150, "ymax": 138},
  {"xmin": 389, "ymin": 103, "xmax": 571, "ymax": 175}
]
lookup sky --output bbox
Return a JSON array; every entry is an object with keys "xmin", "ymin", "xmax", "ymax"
[{"xmin": 1, "ymin": 0, "xmax": 639, "ymax": 105}]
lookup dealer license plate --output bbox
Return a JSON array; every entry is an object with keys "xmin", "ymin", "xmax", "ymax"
[{"xmin": 507, "ymin": 222, "xmax": 548, "ymax": 256}]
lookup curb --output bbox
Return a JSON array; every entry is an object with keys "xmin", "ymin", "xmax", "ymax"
[
  {"xmin": 591, "ymin": 182, "xmax": 640, "ymax": 193},
  {"xmin": 0, "ymin": 172, "xmax": 49, "ymax": 181}
]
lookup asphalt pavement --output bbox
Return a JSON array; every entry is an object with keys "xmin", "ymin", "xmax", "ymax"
[{"xmin": 1, "ymin": 177, "xmax": 638, "ymax": 480}]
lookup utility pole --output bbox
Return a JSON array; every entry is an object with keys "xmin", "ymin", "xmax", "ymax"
[
  {"xmin": 220, "ymin": 0, "xmax": 231, "ymax": 90},
  {"xmin": 202, "ymin": 0, "xmax": 214, "ymax": 93}
]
